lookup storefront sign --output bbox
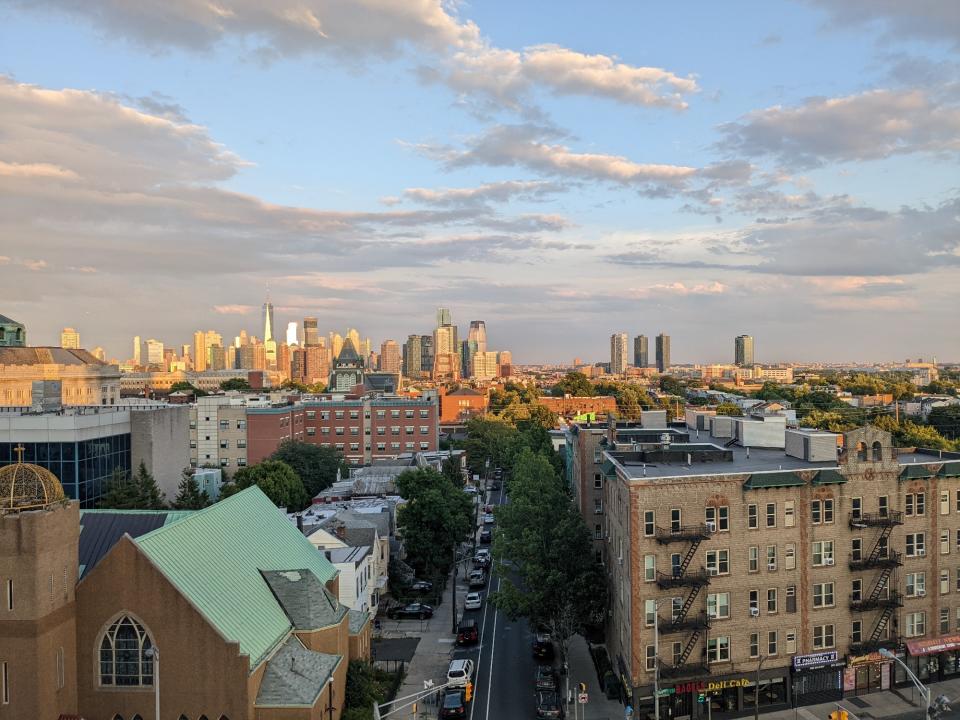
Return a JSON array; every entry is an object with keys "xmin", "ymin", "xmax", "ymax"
[
  {"xmin": 792, "ymin": 651, "xmax": 838, "ymax": 670},
  {"xmin": 907, "ymin": 633, "xmax": 960, "ymax": 656},
  {"xmin": 848, "ymin": 652, "xmax": 886, "ymax": 666},
  {"xmin": 674, "ymin": 678, "xmax": 749, "ymax": 694}
]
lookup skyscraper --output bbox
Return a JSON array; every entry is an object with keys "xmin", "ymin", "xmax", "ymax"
[
  {"xmin": 460, "ymin": 340, "xmax": 478, "ymax": 379},
  {"xmin": 60, "ymin": 327, "xmax": 80, "ymax": 349},
  {"xmin": 468, "ymin": 321, "xmax": 487, "ymax": 353},
  {"xmin": 735, "ymin": 334, "xmax": 755, "ymax": 366},
  {"xmin": 262, "ymin": 296, "xmax": 275, "ymax": 343},
  {"xmin": 145, "ymin": 339, "xmax": 164, "ymax": 366},
  {"xmin": 656, "ymin": 333, "xmax": 671, "ymax": 373},
  {"xmin": 610, "ymin": 333, "xmax": 628, "ymax": 375},
  {"xmin": 403, "ymin": 335, "xmax": 422, "ymax": 378},
  {"xmin": 633, "ymin": 335, "xmax": 648, "ymax": 368},
  {"xmin": 380, "ymin": 340, "xmax": 401, "ymax": 374},
  {"xmin": 434, "ymin": 325, "xmax": 456, "ymax": 356},
  {"xmin": 303, "ymin": 317, "xmax": 319, "ymax": 346},
  {"xmin": 285, "ymin": 321, "xmax": 299, "ymax": 346},
  {"xmin": 133, "ymin": 335, "xmax": 142, "ymax": 366},
  {"xmin": 330, "ymin": 332, "xmax": 344, "ymax": 359},
  {"xmin": 420, "ymin": 335, "xmax": 434, "ymax": 379},
  {"xmin": 436, "ymin": 307, "xmax": 452, "ymax": 328}
]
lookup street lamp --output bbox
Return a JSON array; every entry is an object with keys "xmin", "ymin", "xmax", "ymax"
[
  {"xmin": 145, "ymin": 646, "xmax": 159, "ymax": 720},
  {"xmin": 878, "ymin": 648, "xmax": 929, "ymax": 719}
]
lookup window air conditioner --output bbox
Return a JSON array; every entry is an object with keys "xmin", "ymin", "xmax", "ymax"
[
  {"xmin": 825, "ymin": 558, "xmax": 835, "ymax": 566},
  {"xmin": 706, "ymin": 521, "xmax": 716, "ymax": 533},
  {"xmin": 917, "ymin": 590, "xmax": 926, "ymax": 598},
  {"xmin": 918, "ymin": 549, "xmax": 926, "ymax": 557},
  {"xmin": 709, "ymin": 568, "xmax": 719, "ymax": 576},
  {"xmin": 768, "ymin": 563, "xmax": 777, "ymax": 571},
  {"xmin": 750, "ymin": 607, "xmax": 760, "ymax": 617}
]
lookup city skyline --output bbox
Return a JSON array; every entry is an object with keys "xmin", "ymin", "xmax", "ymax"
[{"xmin": 1, "ymin": 2, "xmax": 958, "ymax": 363}]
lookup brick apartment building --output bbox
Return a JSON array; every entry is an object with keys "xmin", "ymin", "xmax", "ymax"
[
  {"xmin": 438, "ymin": 386, "xmax": 488, "ymax": 425},
  {"xmin": 573, "ymin": 419, "xmax": 960, "ymax": 718}
]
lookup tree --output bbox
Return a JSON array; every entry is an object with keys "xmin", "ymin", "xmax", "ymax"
[
  {"xmin": 928, "ymin": 405, "xmax": 960, "ymax": 440},
  {"xmin": 550, "ymin": 372, "xmax": 595, "ymax": 397},
  {"xmin": 169, "ymin": 380, "xmax": 207, "ymax": 397},
  {"xmin": 463, "ymin": 417, "xmax": 520, "ymax": 477},
  {"xmin": 441, "ymin": 456, "xmax": 464, "ymax": 487},
  {"xmin": 220, "ymin": 377, "xmax": 251, "ymax": 391},
  {"xmin": 171, "ymin": 471, "xmax": 211, "ymax": 509},
  {"xmin": 221, "ymin": 460, "xmax": 308, "ymax": 509},
  {"xmin": 99, "ymin": 462, "xmax": 166, "ymax": 509},
  {"xmin": 715, "ymin": 402, "xmax": 743, "ymax": 417},
  {"xmin": 343, "ymin": 660, "xmax": 397, "ymax": 720},
  {"xmin": 269, "ymin": 440, "xmax": 344, "ymax": 499},
  {"xmin": 395, "ymin": 468, "xmax": 474, "ymax": 577}
]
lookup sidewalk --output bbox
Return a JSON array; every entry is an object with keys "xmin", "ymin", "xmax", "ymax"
[{"xmin": 566, "ymin": 634, "xmax": 629, "ymax": 720}]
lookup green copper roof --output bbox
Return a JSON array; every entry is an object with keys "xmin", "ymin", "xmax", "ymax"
[
  {"xmin": 939, "ymin": 462, "xmax": 960, "ymax": 478},
  {"xmin": 900, "ymin": 464, "xmax": 936, "ymax": 480},
  {"xmin": 812, "ymin": 469, "xmax": 846, "ymax": 485},
  {"xmin": 742, "ymin": 471, "xmax": 806, "ymax": 490},
  {"xmin": 135, "ymin": 487, "xmax": 337, "ymax": 670}
]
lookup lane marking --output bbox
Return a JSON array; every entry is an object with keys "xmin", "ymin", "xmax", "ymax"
[{"xmin": 483, "ymin": 575, "xmax": 501, "ymax": 720}]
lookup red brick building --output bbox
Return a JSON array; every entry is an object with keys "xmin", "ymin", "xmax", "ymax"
[
  {"xmin": 439, "ymin": 387, "xmax": 489, "ymax": 425},
  {"xmin": 247, "ymin": 396, "xmax": 439, "ymax": 466}
]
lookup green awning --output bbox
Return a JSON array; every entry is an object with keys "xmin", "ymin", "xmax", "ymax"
[
  {"xmin": 900, "ymin": 465, "xmax": 936, "ymax": 480},
  {"xmin": 601, "ymin": 458, "xmax": 617, "ymax": 477},
  {"xmin": 939, "ymin": 462, "xmax": 960, "ymax": 478},
  {"xmin": 743, "ymin": 471, "xmax": 806, "ymax": 490},
  {"xmin": 813, "ymin": 469, "xmax": 846, "ymax": 485}
]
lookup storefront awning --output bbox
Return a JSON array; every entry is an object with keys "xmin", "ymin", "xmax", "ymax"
[{"xmin": 907, "ymin": 634, "xmax": 960, "ymax": 656}]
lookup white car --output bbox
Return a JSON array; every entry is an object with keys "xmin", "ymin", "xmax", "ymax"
[
  {"xmin": 447, "ymin": 658, "xmax": 474, "ymax": 687},
  {"xmin": 464, "ymin": 592, "xmax": 483, "ymax": 610},
  {"xmin": 483, "ymin": 513, "xmax": 495, "ymax": 524}
]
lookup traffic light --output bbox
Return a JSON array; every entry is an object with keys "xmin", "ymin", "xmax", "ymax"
[
  {"xmin": 828, "ymin": 710, "xmax": 848, "ymax": 720},
  {"xmin": 465, "ymin": 681, "xmax": 473, "ymax": 702}
]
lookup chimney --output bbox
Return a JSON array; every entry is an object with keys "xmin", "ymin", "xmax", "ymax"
[
  {"xmin": 296, "ymin": 514, "xmax": 304, "ymax": 534},
  {"xmin": 324, "ymin": 550, "xmax": 332, "ymax": 561},
  {"xmin": 334, "ymin": 523, "xmax": 347, "ymax": 540}
]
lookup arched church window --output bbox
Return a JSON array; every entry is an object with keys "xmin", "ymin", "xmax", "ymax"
[{"xmin": 99, "ymin": 615, "xmax": 154, "ymax": 686}]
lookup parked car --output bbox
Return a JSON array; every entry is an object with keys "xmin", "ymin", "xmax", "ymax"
[
  {"xmin": 410, "ymin": 580, "xmax": 433, "ymax": 592},
  {"xmin": 479, "ymin": 529, "xmax": 492, "ymax": 544},
  {"xmin": 474, "ymin": 549, "xmax": 491, "ymax": 566},
  {"xmin": 464, "ymin": 592, "xmax": 483, "ymax": 610},
  {"xmin": 482, "ymin": 513, "xmax": 495, "ymax": 525},
  {"xmin": 490, "ymin": 480, "xmax": 501, "ymax": 491},
  {"xmin": 387, "ymin": 602, "xmax": 434, "ymax": 620},
  {"xmin": 484, "ymin": 504, "xmax": 494, "ymax": 513},
  {"xmin": 447, "ymin": 659, "xmax": 474, "ymax": 688},
  {"xmin": 463, "ymin": 486, "xmax": 479, "ymax": 495},
  {"xmin": 535, "ymin": 665, "xmax": 558, "ymax": 692},
  {"xmin": 535, "ymin": 690, "xmax": 564, "ymax": 719},
  {"xmin": 456, "ymin": 618, "xmax": 479, "ymax": 646},
  {"xmin": 533, "ymin": 633, "xmax": 554, "ymax": 660},
  {"xmin": 468, "ymin": 570, "xmax": 487, "ymax": 588},
  {"xmin": 439, "ymin": 689, "xmax": 467, "ymax": 718}
]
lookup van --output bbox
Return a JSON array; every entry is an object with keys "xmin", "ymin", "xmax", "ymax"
[{"xmin": 447, "ymin": 658, "xmax": 474, "ymax": 687}]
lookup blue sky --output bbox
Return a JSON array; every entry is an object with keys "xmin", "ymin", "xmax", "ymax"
[{"xmin": 0, "ymin": 1, "xmax": 958, "ymax": 364}]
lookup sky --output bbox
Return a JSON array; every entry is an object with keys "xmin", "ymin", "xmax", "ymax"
[{"xmin": 0, "ymin": 1, "xmax": 958, "ymax": 365}]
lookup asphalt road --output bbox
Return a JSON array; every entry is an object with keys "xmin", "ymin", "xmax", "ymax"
[{"xmin": 449, "ymin": 482, "xmax": 548, "ymax": 720}]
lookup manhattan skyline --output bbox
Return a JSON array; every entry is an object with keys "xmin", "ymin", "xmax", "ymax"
[{"xmin": 1, "ymin": 1, "xmax": 958, "ymax": 363}]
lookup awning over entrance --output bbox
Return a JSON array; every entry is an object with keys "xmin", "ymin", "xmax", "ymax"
[{"xmin": 907, "ymin": 634, "xmax": 960, "ymax": 656}]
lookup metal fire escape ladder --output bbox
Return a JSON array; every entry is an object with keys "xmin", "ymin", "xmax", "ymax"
[
  {"xmin": 676, "ymin": 630, "xmax": 702, "ymax": 667},
  {"xmin": 867, "ymin": 525, "xmax": 894, "ymax": 564},
  {"xmin": 867, "ymin": 566, "xmax": 894, "ymax": 603},
  {"xmin": 671, "ymin": 585, "xmax": 703, "ymax": 627},
  {"xmin": 678, "ymin": 538, "xmax": 703, "ymax": 576}
]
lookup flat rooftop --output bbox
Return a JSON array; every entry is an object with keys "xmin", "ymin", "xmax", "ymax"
[{"xmin": 610, "ymin": 443, "xmax": 839, "ymax": 480}]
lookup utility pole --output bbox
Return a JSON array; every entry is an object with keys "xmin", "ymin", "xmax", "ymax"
[
  {"xmin": 451, "ymin": 544, "xmax": 458, "ymax": 634},
  {"xmin": 653, "ymin": 608, "xmax": 660, "ymax": 720}
]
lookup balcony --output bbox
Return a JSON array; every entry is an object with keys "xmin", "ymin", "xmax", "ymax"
[
  {"xmin": 655, "ymin": 524, "xmax": 712, "ymax": 544},
  {"xmin": 656, "ymin": 568, "xmax": 710, "ymax": 589},
  {"xmin": 660, "ymin": 662, "xmax": 710, "ymax": 679},
  {"xmin": 849, "ymin": 550, "xmax": 902, "ymax": 572},
  {"xmin": 849, "ymin": 591, "xmax": 904, "ymax": 612},
  {"xmin": 849, "ymin": 511, "xmax": 904, "ymax": 529},
  {"xmin": 849, "ymin": 638, "xmax": 900, "ymax": 655},
  {"xmin": 659, "ymin": 613, "xmax": 710, "ymax": 634}
]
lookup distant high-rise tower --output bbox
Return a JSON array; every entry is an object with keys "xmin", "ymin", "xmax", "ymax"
[
  {"xmin": 610, "ymin": 333, "xmax": 628, "ymax": 375},
  {"xmin": 303, "ymin": 317, "xmax": 319, "ymax": 346},
  {"xmin": 434, "ymin": 325, "xmax": 456, "ymax": 356},
  {"xmin": 145, "ymin": 338, "xmax": 164, "ymax": 366},
  {"xmin": 330, "ymin": 332, "xmax": 344, "ymax": 359},
  {"xmin": 92, "ymin": 346, "xmax": 106, "ymax": 362},
  {"xmin": 403, "ymin": 335, "xmax": 422, "ymax": 378},
  {"xmin": 262, "ymin": 296, "xmax": 275, "ymax": 343},
  {"xmin": 735, "ymin": 335, "xmax": 755, "ymax": 367},
  {"xmin": 133, "ymin": 335, "xmax": 142, "ymax": 366},
  {"xmin": 468, "ymin": 321, "xmax": 487, "ymax": 353},
  {"xmin": 420, "ymin": 334, "xmax": 434, "ymax": 378},
  {"xmin": 436, "ymin": 307, "xmax": 452, "ymax": 328},
  {"xmin": 656, "ymin": 333, "xmax": 671, "ymax": 373},
  {"xmin": 633, "ymin": 335, "xmax": 648, "ymax": 368},
  {"xmin": 380, "ymin": 339, "xmax": 401, "ymax": 374},
  {"xmin": 60, "ymin": 327, "xmax": 80, "ymax": 349},
  {"xmin": 285, "ymin": 321, "xmax": 299, "ymax": 346}
]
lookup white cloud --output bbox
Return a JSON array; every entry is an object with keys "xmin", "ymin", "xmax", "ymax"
[
  {"xmin": 213, "ymin": 304, "xmax": 255, "ymax": 315},
  {"xmin": 391, "ymin": 180, "xmax": 564, "ymax": 207},
  {"xmin": 804, "ymin": 0, "xmax": 960, "ymax": 50}
]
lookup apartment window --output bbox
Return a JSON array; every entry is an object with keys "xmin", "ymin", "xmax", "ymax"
[
  {"xmin": 852, "ymin": 620, "xmax": 862, "ymax": 644},
  {"xmin": 707, "ymin": 636, "xmax": 730, "ymax": 663},
  {"xmin": 956, "ymin": 490, "xmax": 960, "ymax": 513},
  {"xmin": 420, "ymin": 409, "xmax": 430, "ymax": 418},
  {"xmin": 749, "ymin": 633, "xmax": 759, "ymax": 658},
  {"xmin": 907, "ymin": 572, "xmax": 926, "ymax": 597},
  {"xmin": 907, "ymin": 533, "xmax": 926, "ymax": 557},
  {"xmin": 672, "ymin": 642, "xmax": 682, "ymax": 666},
  {"xmin": 878, "ymin": 495, "xmax": 888, "ymax": 517},
  {"xmin": 852, "ymin": 579, "xmax": 863, "ymax": 602},
  {"xmin": 391, "ymin": 410, "xmax": 400, "ymax": 418},
  {"xmin": 706, "ymin": 549, "xmax": 729, "ymax": 575},
  {"xmin": 786, "ymin": 631, "xmax": 797, "ymax": 654},
  {"xmin": 766, "ymin": 502, "xmax": 776, "ymax": 528},
  {"xmin": 906, "ymin": 612, "xmax": 926, "ymax": 638},
  {"xmin": 390, "ymin": 442, "xmax": 400, "ymax": 450},
  {"xmin": 943, "ymin": 608, "xmax": 952, "ymax": 634},
  {"xmin": 644, "ymin": 511, "xmax": 655, "ymax": 537},
  {"xmin": 644, "ymin": 555, "xmax": 656, "ymax": 582},
  {"xmin": 56, "ymin": 646, "xmax": 65, "ymax": 689},
  {"xmin": 236, "ymin": 458, "xmax": 247, "ymax": 467},
  {"xmin": 748, "ymin": 504, "xmax": 758, "ymax": 529},
  {"xmin": 594, "ymin": 498, "xmax": 603, "ymax": 514},
  {"xmin": 943, "ymin": 570, "xmax": 951, "ymax": 595},
  {"xmin": 785, "ymin": 543, "xmax": 796, "ymax": 571},
  {"xmin": 420, "ymin": 442, "xmax": 429, "ymax": 450},
  {"xmin": 376, "ymin": 427, "xmax": 385, "ymax": 436},
  {"xmin": 786, "ymin": 585, "xmax": 797, "ymax": 613},
  {"xmin": 645, "ymin": 599, "xmax": 656, "ymax": 626},
  {"xmin": 784, "ymin": 500, "xmax": 795, "ymax": 528},
  {"xmin": 595, "ymin": 524, "xmax": 602, "ymax": 540},
  {"xmin": 189, "ymin": 440, "xmax": 197, "ymax": 449},
  {"xmin": 749, "ymin": 546, "xmax": 759, "ymax": 573},
  {"xmin": 350, "ymin": 427, "xmax": 360, "ymax": 436},
  {"xmin": 335, "ymin": 411, "xmax": 345, "ymax": 419},
  {"xmin": 377, "ymin": 443, "xmax": 386, "ymax": 451},
  {"xmin": 813, "ymin": 583, "xmax": 834, "ymax": 608},
  {"xmin": 767, "ymin": 588, "xmax": 778, "ymax": 613},
  {"xmin": 852, "ymin": 538, "xmax": 863, "ymax": 562},
  {"xmin": 767, "ymin": 545, "xmax": 777, "ymax": 571},
  {"xmin": 944, "ymin": 531, "xmax": 951, "ymax": 555},
  {"xmin": 351, "ymin": 410, "xmax": 360, "ymax": 419},
  {"xmin": 404, "ymin": 425, "xmax": 414, "ymax": 434},
  {"xmin": 219, "ymin": 440, "xmax": 228, "ymax": 449},
  {"xmin": 812, "ymin": 541, "xmax": 835, "ymax": 566},
  {"xmin": 404, "ymin": 409, "xmax": 414, "ymax": 418},
  {"xmin": 749, "ymin": 589, "xmax": 759, "ymax": 613},
  {"xmin": 670, "ymin": 509, "xmax": 681, "ymax": 532},
  {"xmin": 306, "ymin": 410, "xmax": 316, "ymax": 419},
  {"xmin": 237, "ymin": 439, "xmax": 246, "ymax": 448},
  {"xmin": 707, "ymin": 592, "xmax": 730, "ymax": 619},
  {"xmin": 823, "ymin": 498, "xmax": 834, "ymax": 523},
  {"xmin": 767, "ymin": 630, "xmax": 778, "ymax": 655},
  {"xmin": 851, "ymin": 497, "xmax": 862, "ymax": 520},
  {"xmin": 220, "ymin": 458, "xmax": 229, "ymax": 467},
  {"xmin": 906, "ymin": 492, "xmax": 926, "ymax": 517},
  {"xmin": 942, "ymin": 491, "xmax": 951, "ymax": 516},
  {"xmin": 335, "ymin": 427, "xmax": 345, "ymax": 436},
  {"xmin": 811, "ymin": 500, "xmax": 822, "ymax": 524},
  {"xmin": 350, "ymin": 443, "xmax": 360, "ymax": 452},
  {"xmin": 705, "ymin": 505, "xmax": 729, "ymax": 531},
  {"xmin": 813, "ymin": 624, "xmax": 835, "ymax": 649},
  {"xmin": 645, "ymin": 646, "xmax": 656, "ymax": 671},
  {"xmin": 391, "ymin": 426, "xmax": 400, "ymax": 435},
  {"xmin": 956, "ymin": 607, "xmax": 960, "ymax": 631}
]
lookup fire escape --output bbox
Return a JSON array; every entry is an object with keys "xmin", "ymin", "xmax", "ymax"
[
  {"xmin": 654, "ymin": 523, "xmax": 712, "ymax": 678},
  {"xmin": 849, "ymin": 510, "xmax": 904, "ymax": 653}
]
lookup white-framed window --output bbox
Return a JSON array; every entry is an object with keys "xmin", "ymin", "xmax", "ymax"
[
  {"xmin": 852, "ymin": 538, "xmax": 863, "ymax": 562},
  {"xmin": 852, "ymin": 620, "xmax": 862, "ymax": 644},
  {"xmin": 767, "ymin": 588, "xmax": 777, "ymax": 613},
  {"xmin": 706, "ymin": 549, "xmax": 729, "ymax": 575},
  {"xmin": 748, "ymin": 504, "xmax": 758, "ymax": 529},
  {"xmin": 707, "ymin": 592, "xmax": 730, "ymax": 619},
  {"xmin": 811, "ymin": 499, "xmax": 822, "ymax": 524},
  {"xmin": 813, "ymin": 582, "xmax": 834, "ymax": 608},
  {"xmin": 749, "ymin": 546, "xmax": 759, "ymax": 573},
  {"xmin": 942, "ymin": 607, "xmax": 951, "ymax": 634},
  {"xmin": 851, "ymin": 497, "xmax": 862, "ymax": 520},
  {"xmin": 749, "ymin": 589, "xmax": 759, "ymax": 613},
  {"xmin": 768, "ymin": 630, "xmax": 778, "ymax": 655},
  {"xmin": 645, "ymin": 645, "xmax": 656, "ymax": 671},
  {"xmin": 767, "ymin": 545, "xmax": 777, "ymax": 571},
  {"xmin": 98, "ymin": 615, "xmax": 155, "ymax": 687},
  {"xmin": 644, "ymin": 511, "xmax": 655, "ymax": 537},
  {"xmin": 644, "ymin": 555, "xmax": 656, "ymax": 582},
  {"xmin": 944, "ymin": 531, "xmax": 952, "ymax": 555},
  {"xmin": 645, "ymin": 599, "xmax": 656, "ymax": 626},
  {"xmin": 707, "ymin": 636, "xmax": 730, "ymax": 663},
  {"xmin": 766, "ymin": 502, "xmax": 776, "ymax": 528},
  {"xmin": 784, "ymin": 501, "xmax": 795, "ymax": 527},
  {"xmin": 813, "ymin": 624, "xmax": 835, "ymax": 649},
  {"xmin": 785, "ymin": 631, "xmax": 797, "ymax": 654},
  {"xmin": 749, "ymin": 632, "xmax": 759, "ymax": 658},
  {"xmin": 905, "ymin": 612, "xmax": 926, "ymax": 638},
  {"xmin": 907, "ymin": 533, "xmax": 926, "ymax": 557},
  {"xmin": 879, "ymin": 495, "xmax": 889, "ymax": 517},
  {"xmin": 706, "ymin": 505, "xmax": 729, "ymax": 532},
  {"xmin": 907, "ymin": 572, "xmax": 926, "ymax": 597},
  {"xmin": 812, "ymin": 540, "xmax": 834, "ymax": 566},
  {"xmin": 942, "ymin": 491, "xmax": 951, "ymax": 516},
  {"xmin": 670, "ymin": 508, "xmax": 681, "ymax": 532},
  {"xmin": 785, "ymin": 543, "xmax": 796, "ymax": 570},
  {"xmin": 852, "ymin": 578, "xmax": 863, "ymax": 602},
  {"xmin": 906, "ymin": 492, "xmax": 926, "ymax": 517}
]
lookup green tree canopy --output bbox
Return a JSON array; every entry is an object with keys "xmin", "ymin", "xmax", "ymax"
[
  {"xmin": 99, "ymin": 461, "xmax": 166, "ymax": 509},
  {"xmin": 220, "ymin": 377, "xmax": 251, "ymax": 391},
  {"xmin": 550, "ymin": 372, "xmax": 595, "ymax": 397},
  {"xmin": 927, "ymin": 405, "xmax": 960, "ymax": 441},
  {"xmin": 269, "ymin": 440, "xmax": 344, "ymax": 499},
  {"xmin": 463, "ymin": 417, "xmax": 520, "ymax": 477},
  {"xmin": 715, "ymin": 402, "xmax": 743, "ymax": 417},
  {"xmin": 169, "ymin": 381, "xmax": 207, "ymax": 397},
  {"xmin": 171, "ymin": 471, "xmax": 211, "ymax": 510},
  {"xmin": 221, "ymin": 460, "xmax": 308, "ymax": 509}
]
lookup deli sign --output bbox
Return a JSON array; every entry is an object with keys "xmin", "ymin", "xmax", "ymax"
[
  {"xmin": 792, "ymin": 651, "xmax": 838, "ymax": 670},
  {"xmin": 674, "ymin": 678, "xmax": 748, "ymax": 694}
]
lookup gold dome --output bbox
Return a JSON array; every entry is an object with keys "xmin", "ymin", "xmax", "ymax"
[{"xmin": 1, "ymin": 445, "xmax": 66, "ymax": 512}]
